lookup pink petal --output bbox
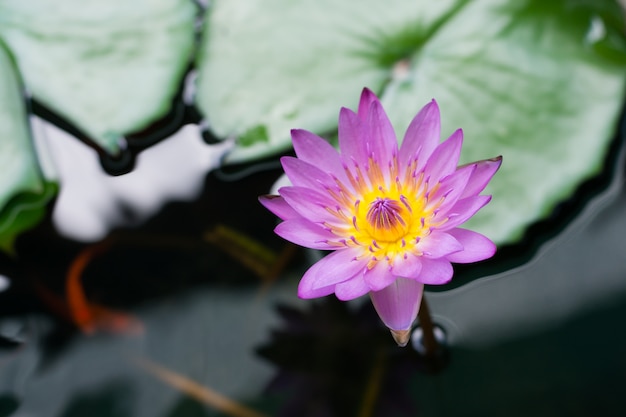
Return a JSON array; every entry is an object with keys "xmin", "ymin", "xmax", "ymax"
[
  {"xmin": 338, "ymin": 107, "xmax": 369, "ymax": 168},
  {"xmin": 274, "ymin": 219, "xmax": 337, "ymax": 250},
  {"xmin": 422, "ymin": 129, "xmax": 463, "ymax": 182},
  {"xmin": 290, "ymin": 129, "xmax": 350, "ymax": 184},
  {"xmin": 363, "ymin": 260, "xmax": 397, "ymax": 291},
  {"xmin": 460, "ymin": 156, "xmax": 503, "ymax": 198},
  {"xmin": 370, "ymin": 278, "xmax": 424, "ymax": 331},
  {"xmin": 426, "ymin": 163, "xmax": 475, "ymax": 216},
  {"xmin": 279, "ymin": 186, "xmax": 339, "ymax": 224},
  {"xmin": 281, "ymin": 156, "xmax": 336, "ymax": 191},
  {"xmin": 399, "ymin": 99, "xmax": 441, "ymax": 171},
  {"xmin": 357, "ymin": 88, "xmax": 379, "ymax": 121},
  {"xmin": 445, "ymin": 228, "xmax": 497, "ymax": 263},
  {"xmin": 390, "ymin": 253, "xmax": 422, "ymax": 279},
  {"xmin": 335, "ymin": 275, "xmax": 371, "ymax": 300},
  {"xmin": 297, "ymin": 248, "xmax": 366, "ymax": 298},
  {"xmin": 440, "ymin": 195, "xmax": 492, "ymax": 230},
  {"xmin": 417, "ymin": 231, "xmax": 463, "ymax": 259},
  {"xmin": 258, "ymin": 195, "xmax": 299, "ymax": 221},
  {"xmin": 363, "ymin": 99, "xmax": 397, "ymax": 168},
  {"xmin": 298, "ymin": 284, "xmax": 336, "ymax": 299},
  {"xmin": 415, "ymin": 258, "xmax": 454, "ymax": 285}
]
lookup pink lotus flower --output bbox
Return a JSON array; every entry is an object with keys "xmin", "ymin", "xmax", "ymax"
[{"xmin": 260, "ymin": 88, "xmax": 501, "ymax": 346}]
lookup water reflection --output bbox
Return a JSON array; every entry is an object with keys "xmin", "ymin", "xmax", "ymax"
[
  {"xmin": 57, "ymin": 382, "xmax": 134, "ymax": 417},
  {"xmin": 258, "ymin": 299, "xmax": 448, "ymax": 417},
  {"xmin": 0, "ymin": 130, "xmax": 625, "ymax": 416},
  {"xmin": 33, "ymin": 116, "xmax": 233, "ymax": 242}
]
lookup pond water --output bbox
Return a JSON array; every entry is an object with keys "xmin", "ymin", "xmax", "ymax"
[{"xmin": 0, "ymin": 120, "xmax": 625, "ymax": 417}]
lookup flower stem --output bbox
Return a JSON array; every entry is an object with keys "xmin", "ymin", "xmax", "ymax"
[{"xmin": 417, "ymin": 294, "xmax": 438, "ymax": 356}]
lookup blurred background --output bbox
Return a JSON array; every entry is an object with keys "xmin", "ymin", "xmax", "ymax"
[{"xmin": 0, "ymin": 0, "xmax": 625, "ymax": 416}]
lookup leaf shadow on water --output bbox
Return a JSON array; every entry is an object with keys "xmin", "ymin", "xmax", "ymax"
[
  {"xmin": 413, "ymin": 294, "xmax": 626, "ymax": 417},
  {"xmin": 165, "ymin": 396, "xmax": 212, "ymax": 417},
  {"xmin": 56, "ymin": 381, "xmax": 135, "ymax": 417},
  {"xmin": 0, "ymin": 394, "xmax": 19, "ymax": 417}
]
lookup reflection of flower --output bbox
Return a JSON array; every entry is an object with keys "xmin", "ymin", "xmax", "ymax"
[
  {"xmin": 257, "ymin": 299, "xmax": 430, "ymax": 417},
  {"xmin": 260, "ymin": 88, "xmax": 501, "ymax": 345}
]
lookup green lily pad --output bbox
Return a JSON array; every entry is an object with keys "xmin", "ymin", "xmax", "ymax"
[
  {"xmin": 0, "ymin": 42, "xmax": 56, "ymax": 253},
  {"xmin": 0, "ymin": 0, "xmax": 197, "ymax": 155},
  {"xmin": 197, "ymin": 0, "xmax": 626, "ymax": 245},
  {"xmin": 196, "ymin": 0, "xmax": 466, "ymax": 161}
]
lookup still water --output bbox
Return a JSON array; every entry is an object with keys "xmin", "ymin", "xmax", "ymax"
[{"xmin": 0, "ymin": 125, "xmax": 625, "ymax": 417}]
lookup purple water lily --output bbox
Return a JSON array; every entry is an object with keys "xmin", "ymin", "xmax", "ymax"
[{"xmin": 260, "ymin": 88, "xmax": 501, "ymax": 346}]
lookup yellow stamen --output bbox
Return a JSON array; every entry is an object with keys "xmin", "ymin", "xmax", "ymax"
[{"xmin": 324, "ymin": 156, "xmax": 446, "ymax": 267}]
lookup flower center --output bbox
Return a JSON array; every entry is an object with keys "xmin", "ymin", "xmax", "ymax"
[{"xmin": 364, "ymin": 197, "xmax": 410, "ymax": 242}]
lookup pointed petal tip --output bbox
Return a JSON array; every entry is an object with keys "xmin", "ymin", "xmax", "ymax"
[
  {"xmin": 485, "ymin": 155, "xmax": 503, "ymax": 168},
  {"xmin": 258, "ymin": 193, "xmax": 280, "ymax": 208},
  {"xmin": 339, "ymin": 106, "xmax": 355, "ymax": 116},
  {"xmin": 258, "ymin": 193, "xmax": 275, "ymax": 201},
  {"xmin": 426, "ymin": 98, "xmax": 439, "ymax": 110},
  {"xmin": 491, "ymin": 155, "xmax": 503, "ymax": 169},
  {"xmin": 290, "ymin": 127, "xmax": 310, "ymax": 135},
  {"xmin": 278, "ymin": 154, "xmax": 293, "ymax": 166},
  {"xmin": 460, "ymin": 156, "xmax": 501, "ymax": 172},
  {"xmin": 357, "ymin": 87, "xmax": 381, "ymax": 119},
  {"xmin": 290, "ymin": 128, "xmax": 324, "ymax": 148},
  {"xmin": 390, "ymin": 328, "xmax": 411, "ymax": 347},
  {"xmin": 361, "ymin": 87, "xmax": 377, "ymax": 98},
  {"xmin": 289, "ymin": 128, "xmax": 304, "ymax": 139}
]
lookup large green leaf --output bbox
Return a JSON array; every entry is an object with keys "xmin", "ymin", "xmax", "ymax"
[
  {"xmin": 0, "ymin": 42, "xmax": 55, "ymax": 252},
  {"xmin": 381, "ymin": 0, "xmax": 626, "ymax": 243},
  {"xmin": 197, "ymin": 0, "xmax": 626, "ymax": 245},
  {"xmin": 196, "ymin": 0, "xmax": 466, "ymax": 162},
  {"xmin": 0, "ymin": 0, "xmax": 197, "ymax": 155}
]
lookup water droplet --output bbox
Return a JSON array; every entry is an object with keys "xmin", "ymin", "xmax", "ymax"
[{"xmin": 411, "ymin": 324, "xmax": 446, "ymax": 355}]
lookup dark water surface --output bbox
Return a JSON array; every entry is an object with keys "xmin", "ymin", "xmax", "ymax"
[{"xmin": 0, "ymin": 127, "xmax": 625, "ymax": 417}]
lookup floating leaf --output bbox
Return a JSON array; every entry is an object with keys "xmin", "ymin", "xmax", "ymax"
[
  {"xmin": 0, "ymin": 42, "xmax": 55, "ymax": 253},
  {"xmin": 196, "ymin": 0, "xmax": 466, "ymax": 161},
  {"xmin": 0, "ymin": 0, "xmax": 197, "ymax": 154},
  {"xmin": 197, "ymin": 0, "xmax": 626, "ymax": 244}
]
